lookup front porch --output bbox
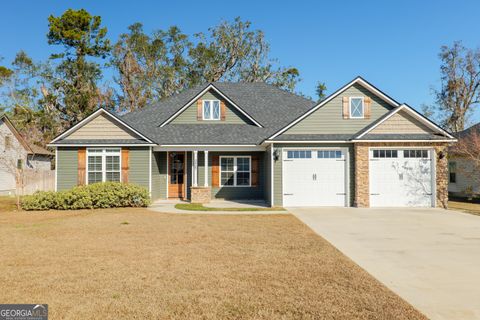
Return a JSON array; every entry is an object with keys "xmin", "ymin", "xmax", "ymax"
[{"xmin": 150, "ymin": 146, "xmax": 270, "ymax": 205}]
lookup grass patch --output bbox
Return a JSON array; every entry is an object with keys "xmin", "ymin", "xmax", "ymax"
[
  {"xmin": 0, "ymin": 208, "xmax": 425, "ymax": 319},
  {"xmin": 175, "ymin": 203, "xmax": 285, "ymax": 212},
  {"xmin": 0, "ymin": 196, "xmax": 17, "ymax": 212},
  {"xmin": 449, "ymin": 200, "xmax": 480, "ymax": 216}
]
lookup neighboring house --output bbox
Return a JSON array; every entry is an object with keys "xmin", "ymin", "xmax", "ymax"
[
  {"xmin": 448, "ymin": 123, "xmax": 480, "ymax": 197},
  {"xmin": 49, "ymin": 77, "xmax": 456, "ymax": 208},
  {"xmin": 0, "ymin": 114, "xmax": 54, "ymax": 196}
]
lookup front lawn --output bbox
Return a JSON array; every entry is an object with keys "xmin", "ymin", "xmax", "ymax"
[
  {"xmin": 0, "ymin": 196, "xmax": 17, "ymax": 212},
  {"xmin": 0, "ymin": 208, "xmax": 425, "ymax": 319},
  {"xmin": 449, "ymin": 200, "xmax": 480, "ymax": 216}
]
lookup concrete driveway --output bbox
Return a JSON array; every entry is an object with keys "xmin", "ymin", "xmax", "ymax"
[{"xmin": 290, "ymin": 207, "xmax": 480, "ymax": 320}]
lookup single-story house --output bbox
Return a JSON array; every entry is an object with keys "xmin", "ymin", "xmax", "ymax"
[
  {"xmin": 448, "ymin": 123, "xmax": 480, "ymax": 197},
  {"xmin": 48, "ymin": 77, "xmax": 456, "ymax": 208},
  {"xmin": 0, "ymin": 114, "xmax": 54, "ymax": 196}
]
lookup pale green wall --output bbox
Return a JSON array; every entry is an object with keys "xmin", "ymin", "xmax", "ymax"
[
  {"xmin": 151, "ymin": 151, "xmax": 167, "ymax": 200},
  {"xmin": 57, "ymin": 147, "xmax": 78, "ymax": 191},
  {"xmin": 272, "ymin": 143, "xmax": 354, "ymax": 207},
  {"xmin": 128, "ymin": 147, "xmax": 150, "ymax": 190},
  {"xmin": 171, "ymin": 90, "xmax": 253, "ymax": 124},
  {"xmin": 285, "ymin": 83, "xmax": 394, "ymax": 135}
]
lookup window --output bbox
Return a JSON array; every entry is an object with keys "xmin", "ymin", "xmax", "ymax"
[
  {"xmin": 404, "ymin": 150, "xmax": 429, "ymax": 158},
  {"xmin": 220, "ymin": 156, "xmax": 251, "ymax": 186},
  {"xmin": 449, "ymin": 162, "xmax": 457, "ymax": 183},
  {"xmin": 318, "ymin": 150, "xmax": 342, "ymax": 159},
  {"xmin": 372, "ymin": 149, "xmax": 398, "ymax": 158},
  {"xmin": 87, "ymin": 148, "xmax": 121, "ymax": 184},
  {"xmin": 287, "ymin": 150, "xmax": 312, "ymax": 159},
  {"xmin": 350, "ymin": 97, "xmax": 364, "ymax": 118},
  {"xmin": 203, "ymin": 100, "xmax": 221, "ymax": 120}
]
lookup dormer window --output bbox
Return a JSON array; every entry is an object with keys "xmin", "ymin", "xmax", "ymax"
[
  {"xmin": 203, "ymin": 100, "xmax": 221, "ymax": 120},
  {"xmin": 349, "ymin": 97, "xmax": 364, "ymax": 118}
]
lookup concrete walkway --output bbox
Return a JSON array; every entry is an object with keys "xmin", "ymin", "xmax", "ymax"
[
  {"xmin": 148, "ymin": 200, "xmax": 287, "ymax": 214},
  {"xmin": 290, "ymin": 207, "xmax": 480, "ymax": 320}
]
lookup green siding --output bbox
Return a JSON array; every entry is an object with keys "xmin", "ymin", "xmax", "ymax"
[
  {"xmin": 128, "ymin": 147, "xmax": 150, "ymax": 190},
  {"xmin": 264, "ymin": 146, "xmax": 272, "ymax": 206},
  {"xmin": 151, "ymin": 151, "xmax": 167, "ymax": 200},
  {"xmin": 272, "ymin": 143, "xmax": 354, "ymax": 207},
  {"xmin": 57, "ymin": 147, "xmax": 78, "ymax": 191},
  {"xmin": 285, "ymin": 83, "xmax": 394, "ymax": 134},
  {"xmin": 171, "ymin": 90, "xmax": 254, "ymax": 124}
]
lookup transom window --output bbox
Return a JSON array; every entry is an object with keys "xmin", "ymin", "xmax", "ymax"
[
  {"xmin": 203, "ymin": 100, "xmax": 221, "ymax": 120},
  {"xmin": 220, "ymin": 156, "xmax": 251, "ymax": 186},
  {"xmin": 287, "ymin": 150, "xmax": 312, "ymax": 159},
  {"xmin": 318, "ymin": 150, "xmax": 342, "ymax": 159},
  {"xmin": 350, "ymin": 97, "xmax": 364, "ymax": 118},
  {"xmin": 372, "ymin": 149, "xmax": 398, "ymax": 158},
  {"xmin": 87, "ymin": 148, "xmax": 121, "ymax": 184},
  {"xmin": 404, "ymin": 150, "xmax": 429, "ymax": 158}
]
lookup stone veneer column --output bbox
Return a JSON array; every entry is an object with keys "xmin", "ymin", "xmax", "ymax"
[
  {"xmin": 354, "ymin": 143, "xmax": 370, "ymax": 208},
  {"xmin": 434, "ymin": 144, "xmax": 449, "ymax": 209},
  {"xmin": 190, "ymin": 187, "xmax": 211, "ymax": 204}
]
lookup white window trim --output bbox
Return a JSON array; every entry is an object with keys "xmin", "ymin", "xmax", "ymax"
[
  {"xmin": 202, "ymin": 100, "xmax": 221, "ymax": 121},
  {"xmin": 86, "ymin": 148, "xmax": 122, "ymax": 184},
  {"xmin": 219, "ymin": 155, "xmax": 251, "ymax": 187},
  {"xmin": 349, "ymin": 97, "xmax": 364, "ymax": 119}
]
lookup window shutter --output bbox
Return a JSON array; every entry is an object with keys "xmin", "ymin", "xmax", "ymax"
[
  {"xmin": 364, "ymin": 97, "xmax": 372, "ymax": 119},
  {"xmin": 197, "ymin": 100, "xmax": 203, "ymax": 120},
  {"xmin": 342, "ymin": 97, "xmax": 349, "ymax": 119},
  {"xmin": 220, "ymin": 101, "xmax": 226, "ymax": 121},
  {"xmin": 78, "ymin": 148, "xmax": 86, "ymax": 186},
  {"xmin": 251, "ymin": 155, "xmax": 259, "ymax": 187},
  {"xmin": 212, "ymin": 155, "xmax": 219, "ymax": 187},
  {"xmin": 121, "ymin": 148, "xmax": 129, "ymax": 183}
]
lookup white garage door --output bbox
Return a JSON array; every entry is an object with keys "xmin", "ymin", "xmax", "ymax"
[
  {"xmin": 283, "ymin": 149, "xmax": 347, "ymax": 207},
  {"xmin": 0, "ymin": 166, "xmax": 16, "ymax": 195},
  {"xmin": 369, "ymin": 149, "xmax": 434, "ymax": 207}
]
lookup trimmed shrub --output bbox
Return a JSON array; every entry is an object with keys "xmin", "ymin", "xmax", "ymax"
[{"xmin": 21, "ymin": 182, "xmax": 150, "ymax": 211}]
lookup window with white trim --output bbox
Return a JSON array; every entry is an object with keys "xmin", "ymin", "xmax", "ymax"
[
  {"xmin": 287, "ymin": 150, "xmax": 312, "ymax": 159},
  {"xmin": 350, "ymin": 97, "xmax": 364, "ymax": 118},
  {"xmin": 318, "ymin": 150, "xmax": 342, "ymax": 159},
  {"xmin": 220, "ymin": 156, "xmax": 251, "ymax": 186},
  {"xmin": 404, "ymin": 150, "xmax": 429, "ymax": 158},
  {"xmin": 372, "ymin": 149, "xmax": 398, "ymax": 158},
  {"xmin": 87, "ymin": 148, "xmax": 121, "ymax": 184},
  {"xmin": 203, "ymin": 100, "xmax": 221, "ymax": 120},
  {"xmin": 449, "ymin": 161, "xmax": 456, "ymax": 183}
]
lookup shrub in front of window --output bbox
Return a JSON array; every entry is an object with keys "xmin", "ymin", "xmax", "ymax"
[{"xmin": 21, "ymin": 182, "xmax": 150, "ymax": 211}]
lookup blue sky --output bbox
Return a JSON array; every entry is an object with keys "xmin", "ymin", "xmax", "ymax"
[{"xmin": 2, "ymin": 0, "xmax": 479, "ymax": 123}]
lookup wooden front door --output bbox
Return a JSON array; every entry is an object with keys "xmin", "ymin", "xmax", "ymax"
[{"xmin": 168, "ymin": 152, "xmax": 185, "ymax": 198}]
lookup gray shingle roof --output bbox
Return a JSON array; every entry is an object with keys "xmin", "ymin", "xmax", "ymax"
[
  {"xmin": 54, "ymin": 139, "xmax": 151, "ymax": 145},
  {"xmin": 121, "ymin": 82, "xmax": 315, "ymax": 145}
]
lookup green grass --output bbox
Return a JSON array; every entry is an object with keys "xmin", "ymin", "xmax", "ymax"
[{"xmin": 175, "ymin": 203, "xmax": 285, "ymax": 212}]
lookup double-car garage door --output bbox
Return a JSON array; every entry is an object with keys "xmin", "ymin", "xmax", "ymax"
[{"xmin": 282, "ymin": 148, "xmax": 435, "ymax": 207}]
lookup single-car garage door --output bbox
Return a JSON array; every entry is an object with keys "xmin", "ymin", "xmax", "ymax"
[
  {"xmin": 369, "ymin": 149, "xmax": 435, "ymax": 207},
  {"xmin": 282, "ymin": 149, "xmax": 348, "ymax": 207}
]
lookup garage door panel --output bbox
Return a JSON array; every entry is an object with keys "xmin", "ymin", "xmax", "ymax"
[
  {"xmin": 283, "ymin": 149, "xmax": 347, "ymax": 207},
  {"xmin": 370, "ymin": 149, "xmax": 434, "ymax": 207}
]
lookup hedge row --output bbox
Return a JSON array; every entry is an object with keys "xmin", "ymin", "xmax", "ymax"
[{"xmin": 21, "ymin": 182, "xmax": 150, "ymax": 211}]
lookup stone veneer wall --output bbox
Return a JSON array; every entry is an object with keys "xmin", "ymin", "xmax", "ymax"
[
  {"xmin": 354, "ymin": 142, "xmax": 450, "ymax": 209},
  {"xmin": 190, "ymin": 187, "xmax": 211, "ymax": 204}
]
